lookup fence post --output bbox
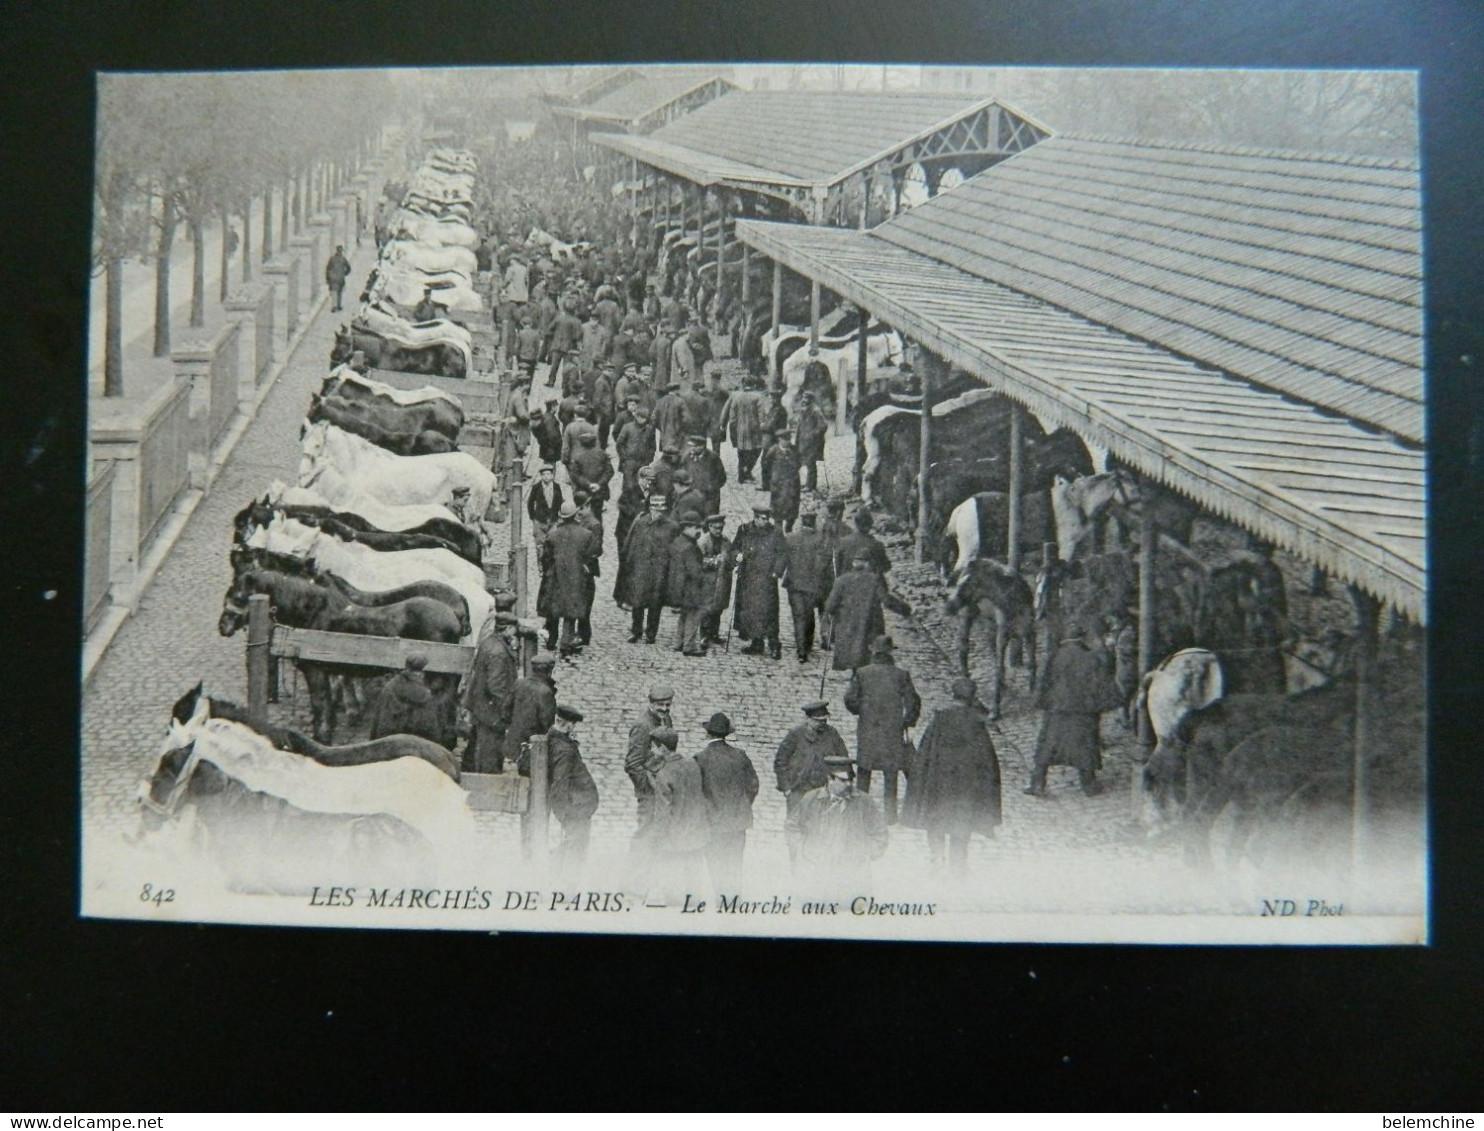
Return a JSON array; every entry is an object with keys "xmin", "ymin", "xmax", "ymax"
[
  {"xmin": 247, "ymin": 593, "xmax": 271, "ymax": 728},
  {"xmin": 835, "ymin": 358, "xmax": 849, "ymax": 437},
  {"xmin": 508, "ymin": 457, "xmax": 527, "ymax": 616},
  {"xmin": 527, "ymin": 734, "xmax": 550, "ymax": 868}
]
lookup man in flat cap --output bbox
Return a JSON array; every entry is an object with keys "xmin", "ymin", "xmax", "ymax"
[
  {"xmin": 669, "ymin": 468, "xmax": 708, "ymax": 526},
  {"xmin": 764, "ymin": 427, "xmax": 802, "ymax": 533},
  {"xmin": 903, "ymin": 676, "xmax": 1001, "ymax": 876},
  {"xmin": 825, "ymin": 552, "xmax": 889, "ymax": 672},
  {"xmin": 781, "ymin": 512, "xmax": 834, "ymax": 663},
  {"xmin": 788, "ymin": 752, "xmax": 888, "ymax": 886},
  {"xmin": 774, "ymin": 700, "xmax": 850, "ymax": 871},
  {"xmin": 695, "ymin": 712, "xmax": 758, "ymax": 892},
  {"xmin": 462, "ymin": 607, "xmax": 522, "ymax": 773},
  {"xmin": 733, "ymin": 506, "xmax": 787, "ymax": 659},
  {"xmin": 647, "ymin": 725, "xmax": 711, "ymax": 905},
  {"xmin": 526, "ymin": 463, "xmax": 564, "ymax": 563},
  {"xmin": 505, "ymin": 651, "xmax": 558, "ymax": 790},
  {"xmin": 845, "ymin": 634, "xmax": 921, "ymax": 824},
  {"xmin": 698, "ymin": 514, "xmax": 738, "ymax": 647},
  {"xmin": 546, "ymin": 703, "xmax": 600, "ymax": 875},
  {"xmin": 683, "ymin": 431, "xmax": 726, "ymax": 518},
  {"xmin": 625, "ymin": 685, "xmax": 675, "ymax": 893},
  {"xmin": 665, "ymin": 512, "xmax": 710, "ymax": 657},
  {"xmin": 616, "ymin": 493, "xmax": 678, "ymax": 644},
  {"xmin": 794, "ymin": 389, "xmax": 829, "ymax": 493},
  {"xmin": 590, "ymin": 361, "xmax": 617, "ymax": 451},
  {"xmin": 565, "ymin": 421, "xmax": 613, "ymax": 528}
]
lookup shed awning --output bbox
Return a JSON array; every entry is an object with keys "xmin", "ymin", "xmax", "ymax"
[{"xmin": 735, "ymin": 219, "xmax": 1425, "ymax": 622}]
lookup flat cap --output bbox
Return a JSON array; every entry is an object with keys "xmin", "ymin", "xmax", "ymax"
[
  {"xmin": 555, "ymin": 703, "xmax": 584, "ymax": 722},
  {"xmin": 648, "ymin": 683, "xmax": 675, "ymax": 702},
  {"xmin": 802, "ymin": 700, "xmax": 830, "ymax": 717}
]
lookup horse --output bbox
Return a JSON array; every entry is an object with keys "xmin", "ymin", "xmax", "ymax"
[
  {"xmin": 243, "ymin": 515, "xmax": 492, "ymax": 640},
  {"xmin": 322, "ymin": 366, "xmax": 465, "ymax": 432},
  {"xmin": 317, "ymin": 514, "xmax": 467, "ymax": 560},
  {"xmin": 300, "ymin": 421, "xmax": 495, "ymax": 519},
  {"xmin": 1050, "ymin": 469, "xmax": 1198, "ymax": 563},
  {"xmin": 139, "ymin": 701, "xmax": 475, "ymax": 893},
  {"xmin": 340, "ymin": 303, "xmax": 474, "ymax": 377},
  {"xmin": 238, "ymin": 490, "xmax": 482, "ymax": 567},
  {"xmin": 275, "ymin": 473, "xmax": 464, "ymax": 534},
  {"xmin": 331, "ymin": 325, "xmax": 465, "ymax": 381},
  {"xmin": 306, "ymin": 393, "xmax": 457, "ymax": 456},
  {"xmin": 940, "ymin": 489, "xmax": 1055, "ymax": 579},
  {"xmin": 943, "ymin": 558, "xmax": 1037, "ymax": 721},
  {"xmin": 169, "ymin": 683, "xmax": 460, "ymax": 782},
  {"xmin": 219, "ymin": 569, "xmax": 463, "ymax": 741}
]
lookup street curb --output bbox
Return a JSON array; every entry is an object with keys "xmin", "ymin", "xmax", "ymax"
[{"xmin": 81, "ymin": 288, "xmax": 332, "ymax": 685}]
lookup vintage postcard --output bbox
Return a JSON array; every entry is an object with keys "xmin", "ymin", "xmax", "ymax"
[{"xmin": 81, "ymin": 65, "xmax": 1424, "ymax": 944}]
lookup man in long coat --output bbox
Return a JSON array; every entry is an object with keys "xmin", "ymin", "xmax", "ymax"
[
  {"xmin": 539, "ymin": 502, "xmax": 600, "ymax": 656},
  {"xmin": 648, "ymin": 726, "xmax": 712, "ymax": 904},
  {"xmin": 665, "ymin": 513, "xmax": 710, "ymax": 656},
  {"xmin": 545, "ymin": 703, "xmax": 600, "ymax": 876},
  {"xmin": 565, "ymin": 425, "xmax": 613, "ymax": 525},
  {"xmin": 695, "ymin": 711, "xmax": 758, "ymax": 892},
  {"xmin": 669, "ymin": 469, "xmax": 708, "ymax": 527},
  {"xmin": 834, "ymin": 507, "xmax": 892, "ymax": 579},
  {"xmin": 699, "ymin": 514, "xmax": 737, "ymax": 647},
  {"xmin": 824, "ymin": 553, "xmax": 888, "ymax": 672},
  {"xmin": 844, "ymin": 634, "xmax": 921, "ymax": 824},
  {"xmin": 325, "ymin": 245, "xmax": 352, "ymax": 312},
  {"xmin": 719, "ymin": 379, "xmax": 766, "ymax": 483},
  {"xmin": 1026, "ymin": 619, "xmax": 1124, "ymax": 797},
  {"xmin": 764, "ymin": 429, "xmax": 802, "ymax": 532},
  {"xmin": 680, "ymin": 385, "xmax": 713, "ymax": 448},
  {"xmin": 758, "ymin": 390, "xmax": 789, "ymax": 493},
  {"xmin": 733, "ymin": 507, "xmax": 787, "ymax": 659},
  {"xmin": 461, "ymin": 611, "xmax": 521, "ymax": 773},
  {"xmin": 683, "ymin": 434, "xmax": 726, "ymax": 519},
  {"xmin": 773, "ymin": 701, "xmax": 852, "ymax": 871},
  {"xmin": 792, "ymin": 391, "xmax": 829, "ymax": 491},
  {"xmin": 370, "ymin": 654, "xmax": 449, "ymax": 747},
  {"xmin": 615, "ymin": 400, "xmax": 656, "ymax": 501},
  {"xmin": 903, "ymin": 676, "xmax": 1002, "ymax": 876},
  {"xmin": 653, "ymin": 382, "xmax": 688, "ymax": 454},
  {"xmin": 590, "ymin": 363, "xmax": 617, "ymax": 451},
  {"xmin": 789, "ymin": 754, "xmax": 889, "ymax": 888},
  {"xmin": 616, "ymin": 494, "xmax": 677, "ymax": 644},
  {"xmin": 781, "ymin": 513, "xmax": 834, "ymax": 662},
  {"xmin": 503, "ymin": 651, "xmax": 558, "ymax": 771},
  {"xmin": 624, "ymin": 685, "xmax": 675, "ymax": 893}
]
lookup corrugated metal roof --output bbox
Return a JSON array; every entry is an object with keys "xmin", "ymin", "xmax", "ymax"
[
  {"xmin": 735, "ymin": 219, "xmax": 1425, "ymax": 622},
  {"xmin": 577, "ymin": 72, "xmax": 732, "ymax": 123},
  {"xmin": 871, "ymin": 135, "xmax": 1422, "ymax": 443},
  {"xmin": 618, "ymin": 90, "xmax": 990, "ymax": 186}
]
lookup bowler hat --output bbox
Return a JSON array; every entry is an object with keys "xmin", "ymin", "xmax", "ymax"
[
  {"xmin": 703, "ymin": 712, "xmax": 734, "ymax": 737},
  {"xmin": 558, "ymin": 500, "xmax": 577, "ymax": 518}
]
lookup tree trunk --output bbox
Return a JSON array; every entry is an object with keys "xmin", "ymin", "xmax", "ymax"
[
  {"xmin": 189, "ymin": 215, "xmax": 205, "ymax": 328},
  {"xmin": 262, "ymin": 187, "xmax": 273, "ymax": 263},
  {"xmin": 104, "ymin": 255, "xmax": 125, "ymax": 397},
  {"xmin": 152, "ymin": 194, "xmax": 175, "ymax": 358},
  {"xmin": 242, "ymin": 197, "xmax": 253, "ymax": 283},
  {"xmin": 219, "ymin": 205, "xmax": 231, "ymax": 303}
]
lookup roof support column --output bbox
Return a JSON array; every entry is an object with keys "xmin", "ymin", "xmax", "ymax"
[
  {"xmin": 1136, "ymin": 508, "xmax": 1159, "ymax": 744},
  {"xmin": 916, "ymin": 351, "xmax": 942, "ymax": 564},
  {"xmin": 771, "ymin": 259, "xmax": 783, "ymax": 384},
  {"xmin": 1007, "ymin": 404, "xmax": 1023, "ymax": 574},
  {"xmin": 741, "ymin": 242, "xmax": 751, "ymax": 305},
  {"xmin": 860, "ymin": 172, "xmax": 872, "ymax": 230},
  {"xmin": 1349, "ymin": 584, "xmax": 1380, "ymax": 900},
  {"xmin": 714, "ymin": 190, "xmax": 727, "ymax": 301},
  {"xmin": 809, "ymin": 280, "xmax": 821, "ymax": 353}
]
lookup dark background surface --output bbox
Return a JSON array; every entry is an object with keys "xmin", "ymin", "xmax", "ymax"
[{"xmin": 1, "ymin": 0, "xmax": 1479, "ymax": 1111}]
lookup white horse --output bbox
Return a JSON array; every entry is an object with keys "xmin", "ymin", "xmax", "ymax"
[
  {"xmin": 246, "ymin": 516, "xmax": 492, "ymax": 640},
  {"xmin": 395, "ymin": 214, "xmax": 479, "ymax": 249},
  {"xmin": 154, "ymin": 705, "xmax": 477, "ymax": 883},
  {"xmin": 271, "ymin": 476, "xmax": 462, "ymax": 533},
  {"xmin": 1131, "ymin": 648, "xmax": 1225, "ymax": 832},
  {"xmin": 300, "ymin": 421, "xmax": 495, "ymax": 518},
  {"xmin": 380, "ymin": 239, "xmax": 478, "ymax": 279},
  {"xmin": 1049, "ymin": 468, "xmax": 1141, "ymax": 563},
  {"xmin": 780, "ymin": 328, "xmax": 904, "ymax": 414},
  {"xmin": 370, "ymin": 266, "xmax": 483, "ymax": 314},
  {"xmin": 859, "ymin": 403, "xmax": 919, "ymax": 506}
]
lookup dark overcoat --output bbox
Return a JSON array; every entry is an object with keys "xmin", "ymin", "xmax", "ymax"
[
  {"xmin": 720, "ymin": 389, "xmax": 765, "ymax": 451},
  {"xmin": 795, "ymin": 406, "xmax": 829, "ymax": 462},
  {"xmin": 844, "ymin": 661, "xmax": 922, "ymax": 772},
  {"xmin": 462, "ymin": 633, "xmax": 518, "ymax": 728},
  {"xmin": 665, "ymin": 531, "xmax": 708, "ymax": 610},
  {"xmin": 680, "ymin": 388, "xmax": 713, "ymax": 439},
  {"xmin": 547, "ymin": 731, "xmax": 599, "ymax": 827},
  {"xmin": 765, "ymin": 444, "xmax": 802, "ymax": 523},
  {"xmin": 617, "ymin": 513, "xmax": 678, "ymax": 607},
  {"xmin": 834, "ymin": 530, "xmax": 891, "ymax": 577},
  {"xmin": 782, "ymin": 527, "xmax": 834, "ymax": 598},
  {"xmin": 733, "ymin": 522, "xmax": 787, "ymax": 640},
  {"xmin": 824, "ymin": 568, "xmax": 887, "ymax": 671},
  {"xmin": 773, "ymin": 722, "xmax": 847, "ymax": 796},
  {"xmin": 505, "ymin": 674, "xmax": 557, "ymax": 768},
  {"xmin": 540, "ymin": 519, "xmax": 600, "ymax": 618},
  {"xmin": 370, "ymin": 671, "xmax": 446, "ymax": 744},
  {"xmin": 696, "ymin": 740, "xmax": 759, "ymax": 833},
  {"xmin": 651, "ymin": 754, "xmax": 713, "ymax": 853},
  {"xmin": 1033, "ymin": 639, "xmax": 1123, "ymax": 772},
  {"xmin": 567, "ymin": 443, "xmax": 613, "ymax": 503},
  {"xmin": 654, "ymin": 392, "xmax": 688, "ymax": 453},
  {"xmin": 699, "ymin": 532, "xmax": 737, "ymax": 615},
  {"xmin": 901, "ymin": 704, "xmax": 1002, "ymax": 834}
]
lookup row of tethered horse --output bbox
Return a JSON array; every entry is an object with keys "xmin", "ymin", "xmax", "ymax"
[
  {"xmin": 217, "ymin": 148, "xmax": 500, "ymax": 743},
  {"xmin": 144, "ymin": 149, "xmax": 505, "ymax": 888}
]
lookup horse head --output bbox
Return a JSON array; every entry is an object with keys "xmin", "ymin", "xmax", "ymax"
[{"xmin": 218, "ymin": 571, "xmax": 255, "ymax": 637}]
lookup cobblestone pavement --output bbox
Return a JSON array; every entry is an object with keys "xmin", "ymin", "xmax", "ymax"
[{"xmin": 84, "ymin": 269, "xmax": 1235, "ymax": 918}]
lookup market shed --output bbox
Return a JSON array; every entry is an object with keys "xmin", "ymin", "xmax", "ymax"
[
  {"xmin": 734, "ymin": 135, "xmax": 1424, "ymax": 625},
  {"xmin": 551, "ymin": 71, "xmax": 737, "ymax": 144}
]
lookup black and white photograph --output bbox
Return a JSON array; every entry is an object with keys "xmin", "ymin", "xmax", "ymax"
[{"xmin": 78, "ymin": 62, "xmax": 1426, "ymax": 944}]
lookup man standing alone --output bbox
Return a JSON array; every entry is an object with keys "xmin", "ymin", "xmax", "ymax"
[
  {"xmin": 695, "ymin": 712, "xmax": 758, "ymax": 892},
  {"xmin": 844, "ymin": 634, "xmax": 921, "ymax": 824},
  {"xmin": 325, "ymin": 245, "xmax": 352, "ymax": 312}
]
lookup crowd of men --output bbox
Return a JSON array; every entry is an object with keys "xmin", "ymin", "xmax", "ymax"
[{"xmin": 367, "ymin": 136, "xmax": 1130, "ymax": 892}]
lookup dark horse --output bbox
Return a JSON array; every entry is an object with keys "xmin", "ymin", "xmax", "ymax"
[
  {"xmin": 169, "ymin": 682, "xmax": 459, "ymax": 782},
  {"xmin": 322, "ymin": 371, "xmax": 464, "ymax": 440},
  {"xmin": 331, "ymin": 324, "xmax": 466, "ymax": 380},
  {"xmin": 233, "ymin": 495, "xmax": 481, "ymax": 567},
  {"xmin": 307, "ymin": 393, "xmax": 457, "ymax": 456},
  {"xmin": 218, "ymin": 569, "xmax": 462, "ymax": 742},
  {"xmin": 943, "ymin": 558, "xmax": 1037, "ymax": 721}
]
